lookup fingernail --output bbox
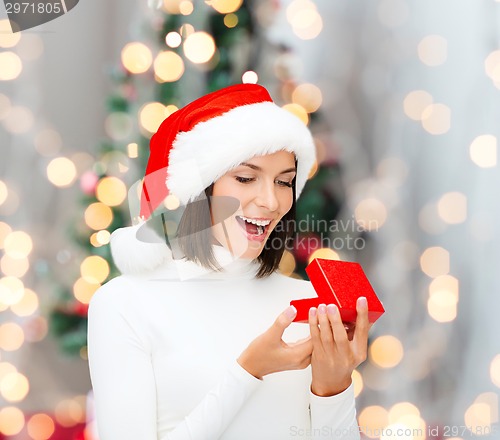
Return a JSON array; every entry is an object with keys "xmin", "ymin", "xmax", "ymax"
[
  {"xmin": 309, "ymin": 307, "xmax": 317, "ymax": 317},
  {"xmin": 285, "ymin": 306, "xmax": 297, "ymax": 319},
  {"xmin": 327, "ymin": 304, "xmax": 337, "ymax": 316},
  {"xmin": 318, "ymin": 304, "xmax": 326, "ymax": 315},
  {"xmin": 358, "ymin": 297, "xmax": 367, "ymax": 307}
]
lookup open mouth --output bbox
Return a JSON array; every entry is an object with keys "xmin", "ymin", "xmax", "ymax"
[{"xmin": 235, "ymin": 215, "xmax": 271, "ymax": 237}]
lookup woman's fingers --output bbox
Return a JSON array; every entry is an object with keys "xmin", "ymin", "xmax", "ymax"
[
  {"xmin": 317, "ymin": 304, "xmax": 337, "ymax": 357},
  {"xmin": 352, "ymin": 297, "xmax": 370, "ymax": 363},
  {"xmin": 288, "ymin": 338, "xmax": 313, "ymax": 369},
  {"xmin": 288, "ymin": 335, "xmax": 312, "ymax": 347},
  {"xmin": 280, "ymin": 323, "xmax": 313, "ymax": 370},
  {"xmin": 326, "ymin": 304, "xmax": 349, "ymax": 353},
  {"xmin": 269, "ymin": 305, "xmax": 297, "ymax": 339},
  {"xmin": 310, "ymin": 299, "xmax": 372, "ymax": 363},
  {"xmin": 308, "ymin": 307, "xmax": 322, "ymax": 351},
  {"xmin": 307, "ymin": 299, "xmax": 371, "ymax": 392}
]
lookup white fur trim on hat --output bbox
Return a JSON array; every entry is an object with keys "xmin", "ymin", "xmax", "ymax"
[
  {"xmin": 166, "ymin": 101, "xmax": 316, "ymax": 205},
  {"xmin": 110, "ymin": 221, "xmax": 172, "ymax": 275}
]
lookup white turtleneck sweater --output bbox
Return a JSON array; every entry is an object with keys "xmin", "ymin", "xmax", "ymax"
[{"xmin": 87, "ymin": 245, "xmax": 360, "ymax": 440}]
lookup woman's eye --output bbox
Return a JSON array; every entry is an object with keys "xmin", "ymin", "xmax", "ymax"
[
  {"xmin": 277, "ymin": 180, "xmax": 293, "ymax": 188},
  {"xmin": 235, "ymin": 176, "xmax": 254, "ymax": 184}
]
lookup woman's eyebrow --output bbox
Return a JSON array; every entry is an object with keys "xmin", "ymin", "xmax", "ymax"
[{"xmin": 240, "ymin": 162, "xmax": 297, "ymax": 174}]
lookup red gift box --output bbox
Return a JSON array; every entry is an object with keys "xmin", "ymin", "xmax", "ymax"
[{"xmin": 290, "ymin": 258, "xmax": 385, "ymax": 324}]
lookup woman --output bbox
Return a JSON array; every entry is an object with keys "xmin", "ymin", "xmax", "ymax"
[{"xmin": 88, "ymin": 84, "xmax": 370, "ymax": 440}]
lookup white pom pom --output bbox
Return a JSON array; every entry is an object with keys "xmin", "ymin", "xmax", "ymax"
[{"xmin": 110, "ymin": 221, "xmax": 172, "ymax": 275}]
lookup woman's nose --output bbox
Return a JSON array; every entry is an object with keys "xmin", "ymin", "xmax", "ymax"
[{"xmin": 255, "ymin": 181, "xmax": 279, "ymax": 212}]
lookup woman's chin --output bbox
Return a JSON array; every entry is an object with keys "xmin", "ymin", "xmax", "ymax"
[
  {"xmin": 240, "ymin": 245, "xmax": 264, "ymax": 260},
  {"xmin": 227, "ymin": 239, "xmax": 262, "ymax": 260},
  {"xmin": 212, "ymin": 222, "xmax": 273, "ymax": 260}
]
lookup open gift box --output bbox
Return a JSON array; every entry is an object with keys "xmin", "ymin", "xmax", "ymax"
[{"xmin": 290, "ymin": 258, "xmax": 385, "ymax": 324}]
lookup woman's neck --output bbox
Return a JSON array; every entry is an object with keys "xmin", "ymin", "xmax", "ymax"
[{"xmin": 148, "ymin": 243, "xmax": 260, "ymax": 281}]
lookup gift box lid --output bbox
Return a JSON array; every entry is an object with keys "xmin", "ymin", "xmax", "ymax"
[{"xmin": 291, "ymin": 258, "xmax": 385, "ymax": 324}]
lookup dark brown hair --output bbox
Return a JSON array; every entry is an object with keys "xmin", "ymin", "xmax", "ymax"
[{"xmin": 175, "ymin": 172, "xmax": 297, "ymax": 279}]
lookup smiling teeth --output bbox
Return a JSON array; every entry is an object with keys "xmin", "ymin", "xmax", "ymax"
[{"xmin": 237, "ymin": 216, "xmax": 271, "ymax": 227}]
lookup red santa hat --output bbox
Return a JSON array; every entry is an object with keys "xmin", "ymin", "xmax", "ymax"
[{"xmin": 111, "ymin": 83, "xmax": 316, "ymax": 274}]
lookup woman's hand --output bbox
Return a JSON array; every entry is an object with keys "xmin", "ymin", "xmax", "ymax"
[
  {"xmin": 309, "ymin": 297, "xmax": 371, "ymax": 397},
  {"xmin": 237, "ymin": 306, "xmax": 312, "ymax": 380}
]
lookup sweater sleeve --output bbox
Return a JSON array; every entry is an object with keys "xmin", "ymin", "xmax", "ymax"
[
  {"xmin": 309, "ymin": 383, "xmax": 360, "ymax": 440},
  {"xmin": 87, "ymin": 280, "xmax": 262, "ymax": 440},
  {"xmin": 164, "ymin": 360, "xmax": 262, "ymax": 439}
]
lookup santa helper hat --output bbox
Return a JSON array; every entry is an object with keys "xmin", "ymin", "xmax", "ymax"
[{"xmin": 111, "ymin": 83, "xmax": 316, "ymax": 274}]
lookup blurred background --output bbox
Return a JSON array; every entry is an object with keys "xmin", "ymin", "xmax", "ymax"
[{"xmin": 1, "ymin": 0, "xmax": 499, "ymax": 439}]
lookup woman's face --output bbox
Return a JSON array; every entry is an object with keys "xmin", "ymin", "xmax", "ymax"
[{"xmin": 211, "ymin": 150, "xmax": 296, "ymax": 260}]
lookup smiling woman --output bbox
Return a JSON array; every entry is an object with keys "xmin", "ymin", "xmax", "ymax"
[
  {"xmin": 213, "ymin": 152, "xmax": 296, "ymax": 262},
  {"xmin": 87, "ymin": 84, "xmax": 370, "ymax": 440}
]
